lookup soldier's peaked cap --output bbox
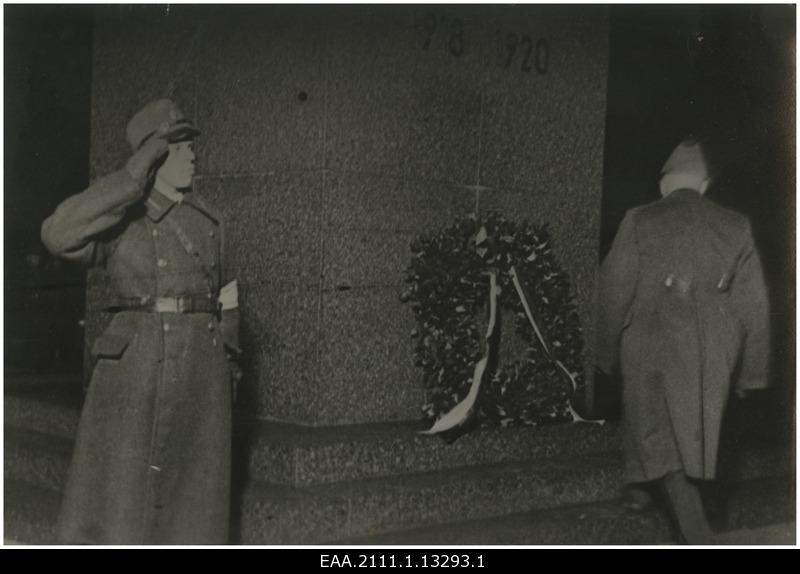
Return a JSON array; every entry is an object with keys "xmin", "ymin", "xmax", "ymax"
[{"xmin": 126, "ymin": 99, "xmax": 200, "ymax": 151}]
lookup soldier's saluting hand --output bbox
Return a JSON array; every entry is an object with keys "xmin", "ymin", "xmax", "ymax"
[{"xmin": 42, "ymin": 99, "xmax": 239, "ymax": 545}]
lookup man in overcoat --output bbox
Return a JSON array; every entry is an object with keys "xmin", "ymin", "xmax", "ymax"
[
  {"xmin": 596, "ymin": 139, "xmax": 770, "ymax": 544},
  {"xmin": 41, "ymin": 99, "xmax": 241, "ymax": 544}
]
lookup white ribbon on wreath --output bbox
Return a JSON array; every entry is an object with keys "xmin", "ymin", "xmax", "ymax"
[{"xmin": 421, "ymin": 226, "xmax": 604, "ymax": 437}]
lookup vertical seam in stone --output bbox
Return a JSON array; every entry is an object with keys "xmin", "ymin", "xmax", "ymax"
[
  {"xmin": 346, "ymin": 495, "xmax": 353, "ymax": 538},
  {"xmin": 315, "ymin": 23, "xmax": 330, "ymax": 409},
  {"xmin": 474, "ymin": 89, "xmax": 486, "ymax": 215},
  {"xmin": 193, "ymin": 23, "xmax": 199, "ymax": 133},
  {"xmin": 292, "ymin": 446, "xmax": 299, "ymax": 487}
]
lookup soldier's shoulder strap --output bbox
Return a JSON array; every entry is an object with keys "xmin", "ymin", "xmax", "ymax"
[{"xmin": 160, "ymin": 214, "xmax": 218, "ymax": 292}]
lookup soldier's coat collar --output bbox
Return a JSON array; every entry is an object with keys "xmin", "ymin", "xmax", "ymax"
[
  {"xmin": 145, "ymin": 187, "xmax": 220, "ymax": 224},
  {"xmin": 153, "ymin": 180, "xmax": 185, "ymax": 204},
  {"xmin": 145, "ymin": 188, "xmax": 177, "ymax": 222}
]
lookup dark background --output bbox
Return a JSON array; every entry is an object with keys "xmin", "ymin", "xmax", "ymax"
[
  {"xmin": 4, "ymin": 5, "xmax": 794, "ymax": 433},
  {"xmin": 598, "ymin": 4, "xmax": 795, "ymax": 435},
  {"xmin": 5, "ymin": 4, "xmax": 93, "ymax": 375}
]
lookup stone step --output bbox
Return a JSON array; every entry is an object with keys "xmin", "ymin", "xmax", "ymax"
[
  {"xmin": 712, "ymin": 522, "xmax": 796, "ymax": 546},
  {"xmin": 245, "ymin": 419, "xmax": 620, "ymax": 485},
  {"xmin": 4, "ymin": 459, "xmax": 793, "ymax": 546},
  {"xmin": 4, "ymin": 388, "xmax": 620, "ymax": 485},
  {"xmin": 4, "ymin": 385, "xmax": 82, "ymax": 439},
  {"xmin": 236, "ymin": 453, "xmax": 624, "ymax": 544},
  {"xmin": 3, "ymin": 480, "xmax": 61, "ymax": 545},
  {"xmin": 249, "ymin": 419, "xmax": 794, "ymax": 487},
  {"xmin": 4, "ymin": 427, "xmax": 73, "ymax": 492},
  {"xmin": 4, "ymin": 373, "xmax": 83, "ymax": 391},
  {"xmin": 6, "ymin": 414, "xmax": 792, "ymax": 497},
  {"xmin": 335, "ymin": 475, "xmax": 796, "ymax": 545},
  {"xmin": 7, "ymin": 385, "xmax": 793, "ymax": 488}
]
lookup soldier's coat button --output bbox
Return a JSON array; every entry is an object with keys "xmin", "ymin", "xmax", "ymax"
[
  {"xmin": 212, "ymin": 338, "xmax": 218, "ymax": 347},
  {"xmin": 152, "ymin": 229, "xmax": 159, "ymax": 237},
  {"xmin": 209, "ymin": 230, "xmax": 215, "ymax": 238},
  {"xmin": 158, "ymin": 259, "xmax": 167, "ymax": 268},
  {"xmin": 208, "ymin": 322, "xmax": 214, "ymax": 331},
  {"xmin": 163, "ymin": 323, "xmax": 170, "ymax": 332},
  {"xmin": 211, "ymin": 261, "xmax": 217, "ymax": 269}
]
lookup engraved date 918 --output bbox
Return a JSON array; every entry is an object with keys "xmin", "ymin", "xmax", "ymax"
[{"xmin": 320, "ymin": 553, "xmax": 485, "ymax": 568}]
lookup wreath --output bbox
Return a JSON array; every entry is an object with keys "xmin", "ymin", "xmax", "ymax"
[{"xmin": 401, "ymin": 213, "xmax": 587, "ymax": 429}]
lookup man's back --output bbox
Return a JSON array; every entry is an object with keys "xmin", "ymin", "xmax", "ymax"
[
  {"xmin": 630, "ymin": 189, "xmax": 751, "ymax": 316},
  {"xmin": 595, "ymin": 138, "xmax": 771, "ymax": 543},
  {"xmin": 597, "ymin": 185, "xmax": 769, "ymax": 482}
]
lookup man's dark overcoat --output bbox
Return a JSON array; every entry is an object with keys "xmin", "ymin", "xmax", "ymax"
[{"xmin": 597, "ymin": 189, "xmax": 769, "ymax": 483}]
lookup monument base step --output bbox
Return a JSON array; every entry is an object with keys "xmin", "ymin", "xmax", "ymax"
[
  {"xmin": 335, "ymin": 475, "xmax": 795, "ymax": 545},
  {"xmin": 5, "ymin": 475, "xmax": 793, "ymax": 546},
  {"xmin": 4, "ymin": 382, "xmax": 795, "ymax": 545}
]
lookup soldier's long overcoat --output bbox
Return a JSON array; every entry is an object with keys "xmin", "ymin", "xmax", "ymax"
[
  {"xmin": 41, "ymin": 166, "xmax": 236, "ymax": 544},
  {"xmin": 596, "ymin": 189, "xmax": 769, "ymax": 483}
]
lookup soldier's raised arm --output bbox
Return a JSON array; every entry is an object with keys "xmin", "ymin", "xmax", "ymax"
[{"xmin": 40, "ymin": 132, "xmax": 168, "ymax": 265}]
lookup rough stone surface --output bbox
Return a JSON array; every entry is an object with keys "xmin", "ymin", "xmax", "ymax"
[
  {"xmin": 340, "ymin": 476, "xmax": 796, "ymax": 545},
  {"xmin": 3, "ymin": 480, "xmax": 61, "ymax": 545},
  {"xmin": 3, "ymin": 388, "xmax": 81, "ymax": 439},
  {"xmin": 238, "ymin": 454, "xmax": 622, "ymax": 543},
  {"xmin": 322, "ymin": 171, "xmax": 476, "ymax": 290},
  {"xmin": 334, "ymin": 455, "xmax": 622, "ymax": 541},
  {"xmin": 237, "ymin": 482, "xmax": 350, "ymax": 545},
  {"xmin": 90, "ymin": 5, "xmax": 203, "ymax": 178},
  {"xmin": 7, "ymin": 470, "xmax": 793, "ymax": 545},
  {"xmin": 324, "ymin": 228, "xmax": 420, "ymax": 289},
  {"xmin": 316, "ymin": 287, "xmax": 425, "ymax": 424},
  {"xmin": 193, "ymin": 173, "xmax": 324, "ymax": 287},
  {"xmin": 88, "ymin": 5, "xmax": 609, "ymax": 424},
  {"xmin": 249, "ymin": 420, "xmax": 619, "ymax": 486},
  {"xmin": 707, "ymin": 476, "xmax": 797, "ymax": 533},
  {"xmin": 343, "ymin": 499, "xmax": 678, "ymax": 546},
  {"xmin": 238, "ymin": 283, "xmax": 321, "ymax": 424},
  {"xmin": 324, "ymin": 7, "xmax": 484, "ymax": 185},
  {"xmin": 3, "ymin": 428, "xmax": 72, "ymax": 492},
  {"xmin": 195, "ymin": 7, "xmax": 327, "ymax": 175},
  {"xmin": 6, "ymin": 389, "xmax": 794, "ymax": 489},
  {"xmin": 324, "ymin": 171, "xmax": 477, "ymax": 233},
  {"xmin": 4, "ymin": 387, "xmax": 794, "ymax": 545}
]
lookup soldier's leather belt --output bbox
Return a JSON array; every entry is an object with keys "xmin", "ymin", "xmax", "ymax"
[{"xmin": 106, "ymin": 296, "xmax": 220, "ymax": 314}]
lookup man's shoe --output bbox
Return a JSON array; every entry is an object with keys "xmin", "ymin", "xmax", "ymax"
[{"xmin": 622, "ymin": 485, "xmax": 654, "ymax": 512}]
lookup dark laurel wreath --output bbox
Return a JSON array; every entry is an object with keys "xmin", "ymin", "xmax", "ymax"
[{"xmin": 400, "ymin": 213, "xmax": 585, "ymax": 427}]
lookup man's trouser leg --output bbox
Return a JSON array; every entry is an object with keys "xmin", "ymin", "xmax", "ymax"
[{"xmin": 662, "ymin": 470, "xmax": 715, "ymax": 544}]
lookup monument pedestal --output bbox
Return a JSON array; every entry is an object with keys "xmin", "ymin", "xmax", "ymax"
[{"xmin": 4, "ymin": 381, "xmax": 795, "ymax": 544}]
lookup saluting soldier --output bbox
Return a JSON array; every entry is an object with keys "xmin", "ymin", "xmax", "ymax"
[
  {"xmin": 596, "ymin": 139, "xmax": 770, "ymax": 544},
  {"xmin": 41, "ymin": 99, "xmax": 241, "ymax": 544}
]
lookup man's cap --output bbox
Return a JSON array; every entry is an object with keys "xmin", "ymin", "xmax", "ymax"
[
  {"xmin": 126, "ymin": 99, "xmax": 200, "ymax": 151},
  {"xmin": 660, "ymin": 139, "xmax": 709, "ymax": 179},
  {"xmin": 659, "ymin": 139, "xmax": 711, "ymax": 196}
]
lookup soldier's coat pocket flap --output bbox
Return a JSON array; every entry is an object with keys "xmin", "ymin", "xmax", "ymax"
[{"xmin": 91, "ymin": 331, "xmax": 132, "ymax": 360}]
